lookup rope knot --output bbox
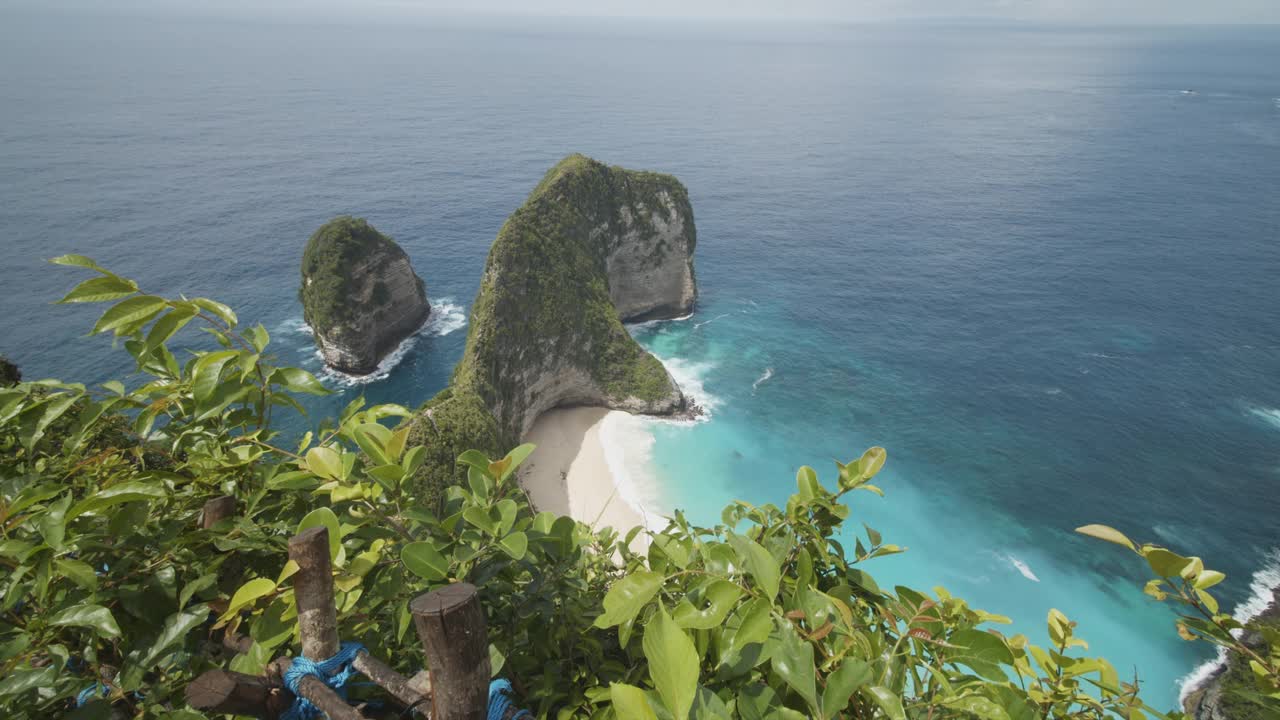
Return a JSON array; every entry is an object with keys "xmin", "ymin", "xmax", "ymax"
[{"xmin": 281, "ymin": 642, "xmax": 366, "ymax": 720}]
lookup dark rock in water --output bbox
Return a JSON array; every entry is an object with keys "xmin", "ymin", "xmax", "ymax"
[
  {"xmin": 299, "ymin": 216, "xmax": 431, "ymax": 375},
  {"xmin": 0, "ymin": 355, "xmax": 19, "ymax": 386},
  {"xmin": 1183, "ymin": 584, "xmax": 1280, "ymax": 720}
]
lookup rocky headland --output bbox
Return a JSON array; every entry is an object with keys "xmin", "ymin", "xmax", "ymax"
[
  {"xmin": 299, "ymin": 216, "xmax": 431, "ymax": 375},
  {"xmin": 402, "ymin": 154, "xmax": 698, "ymax": 505}
]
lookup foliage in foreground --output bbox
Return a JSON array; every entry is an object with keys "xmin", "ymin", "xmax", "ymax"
[{"xmin": 0, "ymin": 258, "xmax": 1276, "ymax": 719}]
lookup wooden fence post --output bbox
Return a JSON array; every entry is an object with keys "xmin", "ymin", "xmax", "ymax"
[
  {"xmin": 411, "ymin": 583, "xmax": 490, "ymax": 720},
  {"xmin": 290, "ymin": 526, "xmax": 339, "ymax": 661}
]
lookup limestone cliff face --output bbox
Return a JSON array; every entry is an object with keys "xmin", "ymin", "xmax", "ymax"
[
  {"xmin": 603, "ymin": 184, "xmax": 697, "ymax": 322},
  {"xmin": 299, "ymin": 216, "xmax": 431, "ymax": 375},
  {"xmin": 453, "ymin": 154, "xmax": 697, "ymax": 438},
  {"xmin": 403, "ymin": 155, "xmax": 699, "ymax": 501}
]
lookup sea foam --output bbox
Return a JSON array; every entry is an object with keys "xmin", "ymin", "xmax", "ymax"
[
  {"xmin": 1247, "ymin": 405, "xmax": 1280, "ymax": 432},
  {"xmin": 1178, "ymin": 550, "xmax": 1280, "ymax": 704},
  {"xmin": 752, "ymin": 367, "xmax": 774, "ymax": 393},
  {"xmin": 284, "ymin": 298, "xmax": 467, "ymax": 387},
  {"xmin": 599, "ymin": 411, "xmax": 669, "ymax": 532}
]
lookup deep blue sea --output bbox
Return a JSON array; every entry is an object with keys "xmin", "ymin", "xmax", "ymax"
[{"xmin": 3, "ymin": 8, "xmax": 1279, "ymax": 709}]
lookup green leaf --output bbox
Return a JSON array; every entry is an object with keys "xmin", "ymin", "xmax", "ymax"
[
  {"xmin": 272, "ymin": 367, "xmax": 330, "ymax": 396},
  {"xmin": 822, "ymin": 660, "xmax": 873, "ymax": 719},
  {"xmin": 499, "ymin": 443, "xmax": 537, "ymax": 482},
  {"xmin": 49, "ymin": 603, "xmax": 122, "ymax": 638},
  {"xmin": 49, "ymin": 254, "xmax": 106, "ymax": 272},
  {"xmin": 457, "ymin": 449, "xmax": 493, "ymax": 475},
  {"xmin": 856, "ymin": 447, "xmax": 887, "ymax": 479},
  {"xmin": 462, "ymin": 506, "xmax": 499, "ymax": 536},
  {"xmin": 1195, "ymin": 570, "xmax": 1227, "ymax": 590},
  {"xmin": 1144, "ymin": 548, "xmax": 1193, "ymax": 578},
  {"xmin": 737, "ymin": 684, "xmax": 807, "ymax": 720},
  {"xmin": 499, "ymin": 531, "xmax": 528, "ymax": 560},
  {"xmin": 938, "ymin": 694, "xmax": 1012, "ymax": 720},
  {"xmin": 1075, "ymin": 524, "xmax": 1136, "ymax": 551},
  {"xmin": 58, "ymin": 275, "xmax": 138, "ymax": 303},
  {"xmin": 190, "ymin": 350, "xmax": 238, "ymax": 405},
  {"xmin": 141, "ymin": 308, "xmax": 196, "ymax": 354},
  {"xmin": 862, "ymin": 686, "xmax": 906, "ymax": 720},
  {"xmin": 304, "ymin": 446, "xmax": 343, "ymax": 481},
  {"xmin": 139, "ymin": 605, "xmax": 209, "ymax": 668},
  {"xmin": 948, "ymin": 629, "xmax": 1014, "ymax": 682},
  {"xmin": 91, "ymin": 295, "xmax": 167, "ymax": 336},
  {"xmin": 728, "ymin": 533, "xmax": 780, "ymax": 600},
  {"xmin": 723, "ymin": 598, "xmax": 773, "ymax": 665},
  {"xmin": 796, "ymin": 466, "xmax": 823, "ymax": 500},
  {"xmin": 37, "ymin": 495, "xmax": 71, "ymax": 551},
  {"xmin": 192, "ymin": 297, "xmax": 238, "ymax": 328},
  {"xmin": 595, "ymin": 571, "xmax": 664, "ymax": 629},
  {"xmin": 611, "ymin": 683, "xmax": 659, "ymax": 720},
  {"xmin": 353, "ymin": 422, "xmax": 393, "ymax": 464},
  {"xmin": 222, "ymin": 578, "xmax": 277, "ymax": 619},
  {"xmin": 0, "ymin": 666, "xmax": 57, "ymax": 696},
  {"xmin": 67, "ymin": 481, "xmax": 167, "ymax": 520},
  {"xmin": 297, "ymin": 507, "xmax": 342, "ymax": 562},
  {"xmin": 643, "ymin": 605, "xmax": 700, "ymax": 720},
  {"xmin": 401, "ymin": 541, "xmax": 449, "ymax": 581},
  {"xmin": 673, "ymin": 580, "xmax": 743, "ymax": 630},
  {"xmin": 55, "ymin": 558, "xmax": 99, "ymax": 592},
  {"xmin": 771, "ymin": 621, "xmax": 818, "ymax": 715}
]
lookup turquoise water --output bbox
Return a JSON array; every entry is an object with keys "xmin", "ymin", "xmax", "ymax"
[{"xmin": 4, "ymin": 10, "xmax": 1280, "ymax": 709}]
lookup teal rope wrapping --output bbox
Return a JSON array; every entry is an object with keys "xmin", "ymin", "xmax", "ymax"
[
  {"xmin": 281, "ymin": 642, "xmax": 365, "ymax": 720},
  {"xmin": 488, "ymin": 679, "xmax": 532, "ymax": 720}
]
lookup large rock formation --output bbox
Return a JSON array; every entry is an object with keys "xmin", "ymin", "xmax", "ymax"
[
  {"xmin": 299, "ymin": 216, "xmax": 431, "ymax": 375},
  {"xmin": 0, "ymin": 355, "xmax": 19, "ymax": 387},
  {"xmin": 404, "ymin": 154, "xmax": 698, "ymax": 503},
  {"xmin": 1184, "ymin": 586, "xmax": 1280, "ymax": 720}
]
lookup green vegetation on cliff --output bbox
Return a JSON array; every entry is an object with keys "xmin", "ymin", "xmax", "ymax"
[
  {"xmin": 451, "ymin": 154, "xmax": 688, "ymax": 435},
  {"xmin": 4, "ymin": 257, "xmax": 1280, "ymax": 719},
  {"xmin": 398, "ymin": 155, "xmax": 695, "ymax": 503},
  {"xmin": 299, "ymin": 215, "xmax": 417, "ymax": 335}
]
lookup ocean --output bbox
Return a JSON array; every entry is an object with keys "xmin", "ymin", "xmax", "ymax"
[{"xmin": 3, "ymin": 9, "xmax": 1279, "ymax": 709}]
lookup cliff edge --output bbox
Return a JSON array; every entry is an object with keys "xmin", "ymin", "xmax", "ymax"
[
  {"xmin": 300, "ymin": 216, "xmax": 431, "ymax": 375},
  {"xmin": 1184, "ymin": 586, "xmax": 1280, "ymax": 720},
  {"xmin": 404, "ymin": 154, "xmax": 698, "ymax": 503}
]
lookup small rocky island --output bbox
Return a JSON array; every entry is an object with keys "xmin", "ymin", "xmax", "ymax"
[
  {"xmin": 299, "ymin": 216, "xmax": 431, "ymax": 374},
  {"xmin": 401, "ymin": 154, "xmax": 698, "ymax": 503}
]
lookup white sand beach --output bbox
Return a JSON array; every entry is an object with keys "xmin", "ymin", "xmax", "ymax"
[{"xmin": 519, "ymin": 407, "xmax": 660, "ymax": 550}]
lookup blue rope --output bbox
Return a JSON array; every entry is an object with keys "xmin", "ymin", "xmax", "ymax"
[
  {"xmin": 488, "ymin": 679, "xmax": 532, "ymax": 720},
  {"xmin": 281, "ymin": 642, "xmax": 366, "ymax": 720},
  {"xmin": 76, "ymin": 682, "xmax": 108, "ymax": 706}
]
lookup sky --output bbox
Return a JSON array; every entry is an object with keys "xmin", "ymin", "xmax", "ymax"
[{"xmin": 3, "ymin": 0, "xmax": 1279, "ymax": 24}]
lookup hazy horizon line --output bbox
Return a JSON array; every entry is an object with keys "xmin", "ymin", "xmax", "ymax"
[{"xmin": 4, "ymin": 3, "xmax": 1279, "ymax": 28}]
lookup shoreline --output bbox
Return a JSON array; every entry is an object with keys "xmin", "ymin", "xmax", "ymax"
[{"xmin": 519, "ymin": 406, "xmax": 662, "ymax": 551}]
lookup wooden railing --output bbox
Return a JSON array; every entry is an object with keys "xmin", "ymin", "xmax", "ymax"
[{"xmin": 187, "ymin": 498, "xmax": 494, "ymax": 719}]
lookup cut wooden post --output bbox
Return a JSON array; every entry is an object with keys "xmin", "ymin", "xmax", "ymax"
[
  {"xmin": 289, "ymin": 526, "xmax": 339, "ymax": 661},
  {"xmin": 411, "ymin": 583, "xmax": 490, "ymax": 720},
  {"xmin": 352, "ymin": 651, "xmax": 428, "ymax": 714},
  {"xmin": 201, "ymin": 495, "xmax": 237, "ymax": 529},
  {"xmin": 186, "ymin": 669, "xmax": 280, "ymax": 718}
]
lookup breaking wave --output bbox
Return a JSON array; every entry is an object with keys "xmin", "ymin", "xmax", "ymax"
[
  {"xmin": 752, "ymin": 367, "xmax": 774, "ymax": 393},
  {"xmin": 1179, "ymin": 550, "xmax": 1280, "ymax": 704},
  {"xmin": 280, "ymin": 298, "xmax": 467, "ymax": 387},
  {"xmin": 1002, "ymin": 553, "xmax": 1041, "ymax": 582},
  {"xmin": 655, "ymin": 354, "xmax": 720, "ymax": 421},
  {"xmin": 1246, "ymin": 405, "xmax": 1280, "ymax": 432}
]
